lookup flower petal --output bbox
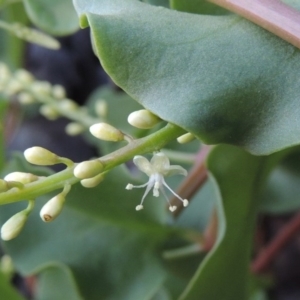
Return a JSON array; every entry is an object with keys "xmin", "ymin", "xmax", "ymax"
[
  {"xmin": 133, "ymin": 155, "xmax": 153, "ymax": 176},
  {"xmin": 150, "ymin": 152, "xmax": 170, "ymax": 174},
  {"xmin": 164, "ymin": 165, "xmax": 188, "ymax": 177}
]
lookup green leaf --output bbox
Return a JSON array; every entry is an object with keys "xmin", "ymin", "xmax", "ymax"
[
  {"xmin": 179, "ymin": 145, "xmax": 279, "ymax": 300},
  {"xmin": 0, "ymin": 271, "xmax": 25, "ymax": 300},
  {"xmin": 170, "ymin": 0, "xmax": 229, "ymax": 15},
  {"xmin": 35, "ymin": 263, "xmax": 83, "ymax": 300},
  {"xmin": 74, "ymin": 0, "xmax": 300, "ymax": 155},
  {"xmin": 23, "ymin": 0, "xmax": 79, "ymax": 35},
  {"xmin": 0, "ymin": 154, "xmax": 193, "ymax": 300}
]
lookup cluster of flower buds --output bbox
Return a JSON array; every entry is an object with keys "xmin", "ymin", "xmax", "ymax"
[
  {"xmin": 0, "ymin": 21, "xmax": 59, "ymax": 49},
  {"xmin": 73, "ymin": 159, "xmax": 105, "ymax": 188},
  {"xmin": 0, "ymin": 63, "xmax": 103, "ymax": 137}
]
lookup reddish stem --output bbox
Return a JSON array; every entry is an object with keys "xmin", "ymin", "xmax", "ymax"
[
  {"xmin": 251, "ymin": 211, "xmax": 300, "ymax": 274},
  {"xmin": 170, "ymin": 145, "xmax": 211, "ymax": 217},
  {"xmin": 208, "ymin": 0, "xmax": 300, "ymax": 50}
]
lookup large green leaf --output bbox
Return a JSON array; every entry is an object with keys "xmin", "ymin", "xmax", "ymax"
[
  {"xmin": 35, "ymin": 263, "xmax": 82, "ymax": 300},
  {"xmin": 179, "ymin": 145, "xmax": 280, "ymax": 300},
  {"xmin": 73, "ymin": 0, "xmax": 300, "ymax": 155},
  {"xmin": 23, "ymin": 0, "xmax": 79, "ymax": 35},
  {"xmin": 0, "ymin": 155, "xmax": 195, "ymax": 300}
]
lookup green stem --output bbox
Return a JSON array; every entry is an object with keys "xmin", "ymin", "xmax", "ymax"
[
  {"xmin": 31, "ymin": 93, "xmax": 100, "ymax": 127},
  {"xmin": 162, "ymin": 243, "xmax": 203, "ymax": 260},
  {"xmin": 161, "ymin": 148, "xmax": 196, "ymax": 164},
  {"xmin": 0, "ymin": 123, "xmax": 185, "ymax": 205}
]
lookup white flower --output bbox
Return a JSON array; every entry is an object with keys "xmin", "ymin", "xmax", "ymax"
[{"xmin": 126, "ymin": 152, "xmax": 189, "ymax": 211}]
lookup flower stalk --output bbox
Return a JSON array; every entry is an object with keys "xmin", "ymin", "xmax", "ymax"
[{"xmin": 0, "ymin": 123, "xmax": 185, "ymax": 206}]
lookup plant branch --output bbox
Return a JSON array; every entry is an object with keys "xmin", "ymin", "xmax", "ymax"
[
  {"xmin": 0, "ymin": 123, "xmax": 185, "ymax": 205},
  {"xmin": 251, "ymin": 211, "xmax": 300, "ymax": 274},
  {"xmin": 208, "ymin": 0, "xmax": 300, "ymax": 50},
  {"xmin": 170, "ymin": 145, "xmax": 211, "ymax": 217}
]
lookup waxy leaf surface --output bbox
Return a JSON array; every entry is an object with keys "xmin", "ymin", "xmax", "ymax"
[{"xmin": 74, "ymin": 0, "xmax": 300, "ymax": 155}]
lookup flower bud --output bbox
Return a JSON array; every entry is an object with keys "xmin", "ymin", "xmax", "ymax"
[
  {"xmin": 95, "ymin": 100, "xmax": 108, "ymax": 118},
  {"xmin": 0, "ymin": 63, "xmax": 11, "ymax": 83},
  {"xmin": 65, "ymin": 122, "xmax": 85, "ymax": 136},
  {"xmin": 80, "ymin": 173, "xmax": 104, "ymax": 188},
  {"xmin": 18, "ymin": 92, "xmax": 35, "ymax": 104},
  {"xmin": 6, "ymin": 79, "xmax": 22, "ymax": 95},
  {"xmin": 1, "ymin": 211, "xmax": 28, "ymax": 241},
  {"xmin": 4, "ymin": 172, "xmax": 39, "ymax": 184},
  {"xmin": 40, "ymin": 194, "xmax": 65, "ymax": 222},
  {"xmin": 58, "ymin": 99, "xmax": 78, "ymax": 111},
  {"xmin": 14, "ymin": 69, "xmax": 33, "ymax": 84},
  {"xmin": 128, "ymin": 109, "xmax": 161, "ymax": 129},
  {"xmin": 52, "ymin": 85, "xmax": 66, "ymax": 99},
  {"xmin": 89, "ymin": 123, "xmax": 124, "ymax": 142},
  {"xmin": 74, "ymin": 160, "xmax": 104, "ymax": 179},
  {"xmin": 40, "ymin": 104, "xmax": 59, "ymax": 120},
  {"xmin": 177, "ymin": 133, "xmax": 195, "ymax": 144},
  {"xmin": 24, "ymin": 146, "xmax": 59, "ymax": 165},
  {"xmin": 1, "ymin": 255, "xmax": 14, "ymax": 278},
  {"xmin": 32, "ymin": 81, "xmax": 51, "ymax": 95}
]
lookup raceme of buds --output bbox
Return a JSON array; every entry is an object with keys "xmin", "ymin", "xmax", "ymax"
[
  {"xmin": 80, "ymin": 173, "xmax": 104, "ymax": 188},
  {"xmin": 89, "ymin": 123, "xmax": 124, "ymax": 142},
  {"xmin": 24, "ymin": 146, "xmax": 59, "ymax": 165},
  {"xmin": 40, "ymin": 194, "xmax": 65, "ymax": 222},
  {"xmin": 74, "ymin": 160, "xmax": 104, "ymax": 179},
  {"xmin": 177, "ymin": 133, "xmax": 195, "ymax": 144},
  {"xmin": 4, "ymin": 172, "xmax": 39, "ymax": 184},
  {"xmin": 127, "ymin": 109, "xmax": 161, "ymax": 129}
]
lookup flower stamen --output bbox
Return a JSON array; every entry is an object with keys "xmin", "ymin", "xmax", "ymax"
[{"xmin": 126, "ymin": 152, "xmax": 189, "ymax": 211}]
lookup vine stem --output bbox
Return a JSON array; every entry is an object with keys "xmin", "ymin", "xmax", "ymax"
[
  {"xmin": 170, "ymin": 145, "xmax": 211, "ymax": 217},
  {"xmin": 0, "ymin": 123, "xmax": 185, "ymax": 205},
  {"xmin": 208, "ymin": 0, "xmax": 300, "ymax": 50},
  {"xmin": 251, "ymin": 211, "xmax": 300, "ymax": 274}
]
